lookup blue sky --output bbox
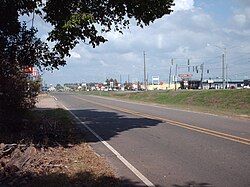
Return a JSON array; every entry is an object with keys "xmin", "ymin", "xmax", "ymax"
[{"xmin": 33, "ymin": 0, "xmax": 250, "ymax": 85}]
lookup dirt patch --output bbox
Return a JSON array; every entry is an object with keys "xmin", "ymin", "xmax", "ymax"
[
  {"xmin": 0, "ymin": 143, "xmax": 119, "ymax": 186},
  {"xmin": 0, "ymin": 94, "xmax": 121, "ymax": 186}
]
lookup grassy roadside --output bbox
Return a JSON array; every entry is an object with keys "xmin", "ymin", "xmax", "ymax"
[
  {"xmin": 0, "ymin": 104, "xmax": 121, "ymax": 186},
  {"xmin": 81, "ymin": 89, "xmax": 250, "ymax": 117}
]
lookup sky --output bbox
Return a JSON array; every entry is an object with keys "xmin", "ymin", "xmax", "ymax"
[{"xmin": 33, "ymin": 0, "xmax": 250, "ymax": 85}]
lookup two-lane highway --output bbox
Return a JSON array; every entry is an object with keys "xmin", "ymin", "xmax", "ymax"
[{"xmin": 53, "ymin": 92, "xmax": 250, "ymax": 187}]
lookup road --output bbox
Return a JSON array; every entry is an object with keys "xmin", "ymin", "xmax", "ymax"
[{"xmin": 52, "ymin": 92, "xmax": 250, "ymax": 187}]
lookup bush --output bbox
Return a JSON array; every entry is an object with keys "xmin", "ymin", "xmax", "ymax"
[{"xmin": 0, "ymin": 59, "xmax": 41, "ymax": 127}]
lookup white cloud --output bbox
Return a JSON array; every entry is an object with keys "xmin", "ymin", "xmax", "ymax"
[
  {"xmin": 157, "ymin": 34, "xmax": 163, "ymax": 49},
  {"xmin": 233, "ymin": 14, "xmax": 246, "ymax": 26},
  {"xmin": 222, "ymin": 28, "xmax": 250, "ymax": 37},
  {"xmin": 237, "ymin": 0, "xmax": 250, "ymax": 6},
  {"xmin": 121, "ymin": 52, "xmax": 140, "ymax": 62},
  {"xmin": 172, "ymin": 0, "xmax": 194, "ymax": 12},
  {"xmin": 191, "ymin": 12, "xmax": 214, "ymax": 29},
  {"xmin": 70, "ymin": 51, "xmax": 81, "ymax": 59},
  {"xmin": 231, "ymin": 5, "xmax": 250, "ymax": 28},
  {"xmin": 99, "ymin": 60, "xmax": 109, "ymax": 67},
  {"xmin": 43, "ymin": 1, "xmax": 250, "ymax": 85}
]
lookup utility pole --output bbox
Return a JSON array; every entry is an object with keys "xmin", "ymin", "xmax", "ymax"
[
  {"xmin": 147, "ymin": 73, "xmax": 149, "ymax": 86},
  {"xmin": 169, "ymin": 58, "xmax": 173, "ymax": 89},
  {"xmin": 222, "ymin": 53, "xmax": 225, "ymax": 89},
  {"xmin": 143, "ymin": 51, "xmax": 147, "ymax": 91},
  {"xmin": 226, "ymin": 64, "xmax": 228, "ymax": 89},
  {"xmin": 188, "ymin": 59, "xmax": 190, "ymax": 72},
  {"xmin": 200, "ymin": 63, "xmax": 204, "ymax": 89},
  {"xmin": 175, "ymin": 63, "xmax": 178, "ymax": 91},
  {"xmin": 207, "ymin": 43, "xmax": 228, "ymax": 89},
  {"xmin": 119, "ymin": 74, "xmax": 122, "ymax": 84},
  {"xmin": 169, "ymin": 67, "xmax": 172, "ymax": 88},
  {"xmin": 128, "ymin": 74, "xmax": 130, "ymax": 83}
]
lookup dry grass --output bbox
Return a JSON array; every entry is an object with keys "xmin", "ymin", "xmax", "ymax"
[
  {"xmin": 0, "ymin": 106, "xmax": 121, "ymax": 186},
  {"xmin": 28, "ymin": 143, "xmax": 120, "ymax": 187}
]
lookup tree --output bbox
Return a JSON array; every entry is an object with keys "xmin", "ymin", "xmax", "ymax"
[
  {"xmin": 55, "ymin": 84, "xmax": 64, "ymax": 90},
  {"xmin": 0, "ymin": 0, "xmax": 174, "ymax": 123},
  {"xmin": 0, "ymin": 26, "xmax": 47, "ymax": 125},
  {"xmin": 114, "ymin": 79, "xmax": 118, "ymax": 87},
  {"xmin": 43, "ymin": 0, "xmax": 174, "ymax": 58},
  {"xmin": 105, "ymin": 79, "xmax": 110, "ymax": 86},
  {"xmin": 1, "ymin": 0, "xmax": 174, "ymax": 62},
  {"xmin": 1, "ymin": 0, "xmax": 174, "ymax": 69}
]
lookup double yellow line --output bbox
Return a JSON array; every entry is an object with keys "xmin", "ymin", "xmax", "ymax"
[{"xmin": 73, "ymin": 95, "xmax": 250, "ymax": 146}]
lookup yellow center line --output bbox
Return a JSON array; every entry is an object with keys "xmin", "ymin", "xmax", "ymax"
[{"xmin": 72, "ymin": 95, "xmax": 250, "ymax": 146}]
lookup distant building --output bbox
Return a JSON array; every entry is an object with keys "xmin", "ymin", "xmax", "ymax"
[
  {"xmin": 48, "ymin": 86, "xmax": 56, "ymax": 92},
  {"xmin": 202, "ymin": 79, "xmax": 244, "ymax": 89},
  {"xmin": 179, "ymin": 80, "xmax": 200, "ymax": 89},
  {"xmin": 178, "ymin": 78, "xmax": 246, "ymax": 90},
  {"xmin": 243, "ymin": 79, "xmax": 250, "ymax": 88},
  {"xmin": 146, "ymin": 83, "xmax": 180, "ymax": 90}
]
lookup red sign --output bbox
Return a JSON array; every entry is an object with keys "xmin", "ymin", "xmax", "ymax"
[{"xmin": 24, "ymin": 67, "xmax": 33, "ymax": 73}]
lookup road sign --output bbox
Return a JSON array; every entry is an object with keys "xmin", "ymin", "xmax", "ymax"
[
  {"xmin": 178, "ymin": 74, "xmax": 193, "ymax": 79},
  {"xmin": 152, "ymin": 76, "xmax": 160, "ymax": 85}
]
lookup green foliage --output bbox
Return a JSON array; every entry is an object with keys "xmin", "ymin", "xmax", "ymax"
[
  {"xmin": 0, "ymin": 0, "xmax": 174, "ymax": 125},
  {"xmin": 55, "ymin": 84, "xmax": 64, "ymax": 90},
  {"xmin": 0, "ymin": 25, "xmax": 47, "ymax": 125},
  {"xmin": 0, "ymin": 64, "xmax": 41, "ymax": 125},
  {"xmin": 1, "ymin": 0, "xmax": 174, "ymax": 67},
  {"xmin": 63, "ymin": 13, "xmax": 94, "ymax": 29},
  {"xmin": 43, "ymin": 0, "xmax": 174, "ymax": 57}
]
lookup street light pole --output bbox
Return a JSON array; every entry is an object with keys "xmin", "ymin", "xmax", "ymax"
[
  {"xmin": 143, "ymin": 51, "xmax": 147, "ymax": 91},
  {"xmin": 222, "ymin": 53, "xmax": 225, "ymax": 89},
  {"xmin": 169, "ymin": 66, "xmax": 172, "ymax": 88},
  {"xmin": 175, "ymin": 63, "xmax": 178, "ymax": 91},
  {"xmin": 207, "ymin": 43, "xmax": 245, "ymax": 89},
  {"xmin": 226, "ymin": 64, "xmax": 228, "ymax": 89},
  {"xmin": 207, "ymin": 43, "xmax": 226, "ymax": 89},
  {"xmin": 169, "ymin": 58, "xmax": 173, "ymax": 89},
  {"xmin": 200, "ymin": 63, "xmax": 204, "ymax": 89},
  {"xmin": 221, "ymin": 47, "xmax": 227, "ymax": 89}
]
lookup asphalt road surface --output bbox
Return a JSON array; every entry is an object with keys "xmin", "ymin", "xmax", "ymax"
[{"xmin": 52, "ymin": 92, "xmax": 250, "ymax": 187}]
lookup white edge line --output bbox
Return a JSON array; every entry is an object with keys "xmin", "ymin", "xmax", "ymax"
[
  {"xmin": 57, "ymin": 97, "xmax": 155, "ymax": 187},
  {"xmin": 52, "ymin": 96, "xmax": 58, "ymax": 101}
]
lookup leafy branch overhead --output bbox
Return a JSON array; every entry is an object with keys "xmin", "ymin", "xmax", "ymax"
[
  {"xmin": 1, "ymin": 0, "xmax": 174, "ymax": 68},
  {"xmin": 44, "ymin": 0, "xmax": 174, "ymax": 58},
  {"xmin": 0, "ymin": 0, "xmax": 174, "ymax": 128}
]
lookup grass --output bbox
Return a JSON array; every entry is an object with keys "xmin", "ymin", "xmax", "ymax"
[
  {"xmin": 0, "ymin": 97, "xmax": 123, "ymax": 186},
  {"xmin": 0, "ymin": 108, "xmax": 79, "ymax": 145},
  {"xmin": 82, "ymin": 89, "xmax": 250, "ymax": 117},
  {"xmin": 28, "ymin": 108, "xmax": 122, "ymax": 186}
]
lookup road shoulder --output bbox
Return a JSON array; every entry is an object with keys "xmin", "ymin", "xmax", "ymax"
[{"xmin": 0, "ymin": 94, "xmax": 121, "ymax": 186}]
